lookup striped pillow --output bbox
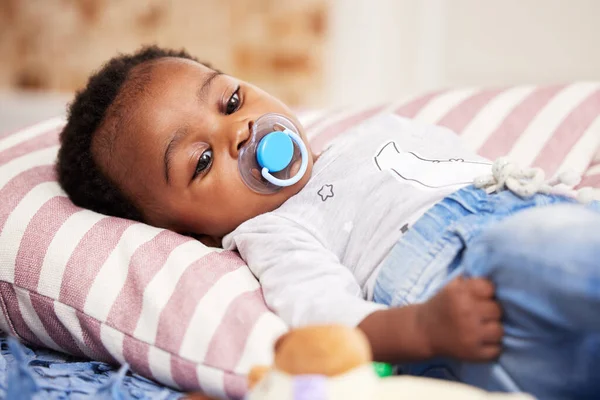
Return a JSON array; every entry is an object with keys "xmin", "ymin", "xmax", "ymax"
[
  {"xmin": 1, "ymin": 83, "xmax": 599, "ymax": 399},
  {"xmin": 580, "ymin": 150, "xmax": 600, "ymax": 188},
  {"xmin": 0, "ymin": 118, "xmax": 287, "ymax": 399}
]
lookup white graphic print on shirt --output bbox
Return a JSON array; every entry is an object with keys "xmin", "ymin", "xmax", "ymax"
[{"xmin": 374, "ymin": 140, "xmax": 492, "ymax": 189}]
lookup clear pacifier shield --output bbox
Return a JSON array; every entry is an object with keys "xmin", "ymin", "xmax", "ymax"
[{"xmin": 238, "ymin": 113, "xmax": 304, "ymax": 194}]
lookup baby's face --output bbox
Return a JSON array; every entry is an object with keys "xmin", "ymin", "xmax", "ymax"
[{"xmin": 93, "ymin": 57, "xmax": 314, "ymax": 244}]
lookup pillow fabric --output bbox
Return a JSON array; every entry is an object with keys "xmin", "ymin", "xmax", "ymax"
[
  {"xmin": 1, "ymin": 83, "xmax": 600, "ymax": 399},
  {"xmin": 580, "ymin": 150, "xmax": 600, "ymax": 188}
]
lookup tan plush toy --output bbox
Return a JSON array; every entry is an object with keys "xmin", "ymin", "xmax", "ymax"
[{"xmin": 246, "ymin": 325, "xmax": 535, "ymax": 400}]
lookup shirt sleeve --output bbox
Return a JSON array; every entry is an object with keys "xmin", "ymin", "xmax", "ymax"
[{"xmin": 222, "ymin": 214, "xmax": 387, "ymax": 328}]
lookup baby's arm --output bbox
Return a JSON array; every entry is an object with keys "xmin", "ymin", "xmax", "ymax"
[
  {"xmin": 228, "ymin": 214, "xmax": 386, "ymax": 328},
  {"xmin": 226, "ymin": 215, "xmax": 502, "ymax": 363},
  {"xmin": 360, "ymin": 276, "xmax": 503, "ymax": 363}
]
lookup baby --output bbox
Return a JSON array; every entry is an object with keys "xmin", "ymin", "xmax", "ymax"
[{"xmin": 56, "ymin": 46, "xmax": 600, "ymax": 399}]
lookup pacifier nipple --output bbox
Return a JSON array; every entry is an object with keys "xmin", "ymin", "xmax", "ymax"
[{"xmin": 238, "ymin": 114, "xmax": 308, "ymax": 194}]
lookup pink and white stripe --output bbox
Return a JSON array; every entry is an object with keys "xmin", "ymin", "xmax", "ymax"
[
  {"xmin": 1, "ymin": 84, "xmax": 600, "ymax": 399},
  {"xmin": 580, "ymin": 159, "xmax": 600, "ymax": 188}
]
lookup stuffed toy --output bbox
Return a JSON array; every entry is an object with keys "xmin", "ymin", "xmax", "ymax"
[
  {"xmin": 245, "ymin": 325, "xmax": 534, "ymax": 400},
  {"xmin": 186, "ymin": 324, "xmax": 534, "ymax": 399}
]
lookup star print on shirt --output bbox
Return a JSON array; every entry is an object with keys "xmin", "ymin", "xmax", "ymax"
[{"xmin": 318, "ymin": 184, "xmax": 334, "ymax": 202}]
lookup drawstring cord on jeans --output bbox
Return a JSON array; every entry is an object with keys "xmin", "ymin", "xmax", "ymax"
[{"xmin": 473, "ymin": 157, "xmax": 598, "ymax": 204}]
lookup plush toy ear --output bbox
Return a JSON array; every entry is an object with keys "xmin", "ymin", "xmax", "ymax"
[
  {"xmin": 274, "ymin": 331, "xmax": 289, "ymax": 352},
  {"xmin": 245, "ymin": 331, "xmax": 287, "ymax": 389},
  {"xmin": 248, "ymin": 365, "xmax": 271, "ymax": 389}
]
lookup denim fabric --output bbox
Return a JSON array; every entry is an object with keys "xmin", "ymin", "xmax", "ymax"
[
  {"xmin": 0, "ymin": 335, "xmax": 182, "ymax": 400},
  {"xmin": 373, "ymin": 186, "xmax": 600, "ymax": 400}
]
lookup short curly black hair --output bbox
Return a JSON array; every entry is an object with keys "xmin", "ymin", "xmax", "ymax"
[{"xmin": 56, "ymin": 45, "xmax": 210, "ymax": 221}]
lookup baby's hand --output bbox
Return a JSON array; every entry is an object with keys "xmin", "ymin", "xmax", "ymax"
[{"xmin": 418, "ymin": 276, "xmax": 503, "ymax": 361}]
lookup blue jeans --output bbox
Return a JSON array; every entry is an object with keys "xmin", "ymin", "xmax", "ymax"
[{"xmin": 373, "ymin": 186, "xmax": 600, "ymax": 400}]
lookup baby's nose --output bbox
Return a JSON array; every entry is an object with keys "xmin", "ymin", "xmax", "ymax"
[{"xmin": 231, "ymin": 120, "xmax": 253, "ymax": 158}]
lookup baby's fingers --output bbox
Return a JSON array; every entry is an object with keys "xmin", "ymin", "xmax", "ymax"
[
  {"xmin": 481, "ymin": 322, "xmax": 504, "ymax": 344},
  {"xmin": 478, "ymin": 344, "xmax": 502, "ymax": 361},
  {"xmin": 478, "ymin": 300, "xmax": 503, "ymax": 322},
  {"xmin": 471, "ymin": 324, "xmax": 503, "ymax": 361},
  {"xmin": 467, "ymin": 278, "xmax": 495, "ymax": 299}
]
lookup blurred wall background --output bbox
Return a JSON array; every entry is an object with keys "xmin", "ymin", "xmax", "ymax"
[
  {"xmin": 1, "ymin": 0, "xmax": 600, "ymax": 131},
  {"xmin": 0, "ymin": 0, "xmax": 327, "ymax": 106},
  {"xmin": 327, "ymin": 0, "xmax": 600, "ymax": 106}
]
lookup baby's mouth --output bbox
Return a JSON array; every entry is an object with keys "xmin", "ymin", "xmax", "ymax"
[{"xmin": 239, "ymin": 113, "xmax": 306, "ymax": 194}]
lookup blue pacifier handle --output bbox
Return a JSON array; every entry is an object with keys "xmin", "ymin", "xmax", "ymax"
[{"xmin": 261, "ymin": 129, "xmax": 308, "ymax": 187}]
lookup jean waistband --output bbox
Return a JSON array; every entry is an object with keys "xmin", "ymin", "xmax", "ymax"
[{"xmin": 407, "ymin": 186, "xmax": 493, "ymax": 244}]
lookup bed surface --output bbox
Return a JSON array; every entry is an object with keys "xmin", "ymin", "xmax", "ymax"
[{"xmin": 0, "ymin": 334, "xmax": 182, "ymax": 399}]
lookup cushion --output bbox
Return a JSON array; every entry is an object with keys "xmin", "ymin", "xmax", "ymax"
[
  {"xmin": 0, "ymin": 117, "xmax": 286, "ymax": 399},
  {"xmin": 1, "ymin": 83, "xmax": 600, "ymax": 399},
  {"xmin": 581, "ymin": 159, "xmax": 600, "ymax": 188}
]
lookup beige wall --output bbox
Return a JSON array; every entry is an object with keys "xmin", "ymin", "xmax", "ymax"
[
  {"xmin": 0, "ymin": 0, "xmax": 328, "ymax": 107},
  {"xmin": 2, "ymin": 1, "xmax": 599, "ymax": 110},
  {"xmin": 326, "ymin": 0, "xmax": 600, "ymax": 106}
]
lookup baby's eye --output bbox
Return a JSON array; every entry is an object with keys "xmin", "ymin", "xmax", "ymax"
[
  {"xmin": 225, "ymin": 87, "xmax": 241, "ymax": 115},
  {"xmin": 194, "ymin": 149, "xmax": 213, "ymax": 179}
]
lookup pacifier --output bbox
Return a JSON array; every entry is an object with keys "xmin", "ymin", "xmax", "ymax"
[{"xmin": 239, "ymin": 113, "xmax": 309, "ymax": 194}]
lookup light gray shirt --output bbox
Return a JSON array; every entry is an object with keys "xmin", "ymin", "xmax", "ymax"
[{"xmin": 223, "ymin": 115, "xmax": 491, "ymax": 327}]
